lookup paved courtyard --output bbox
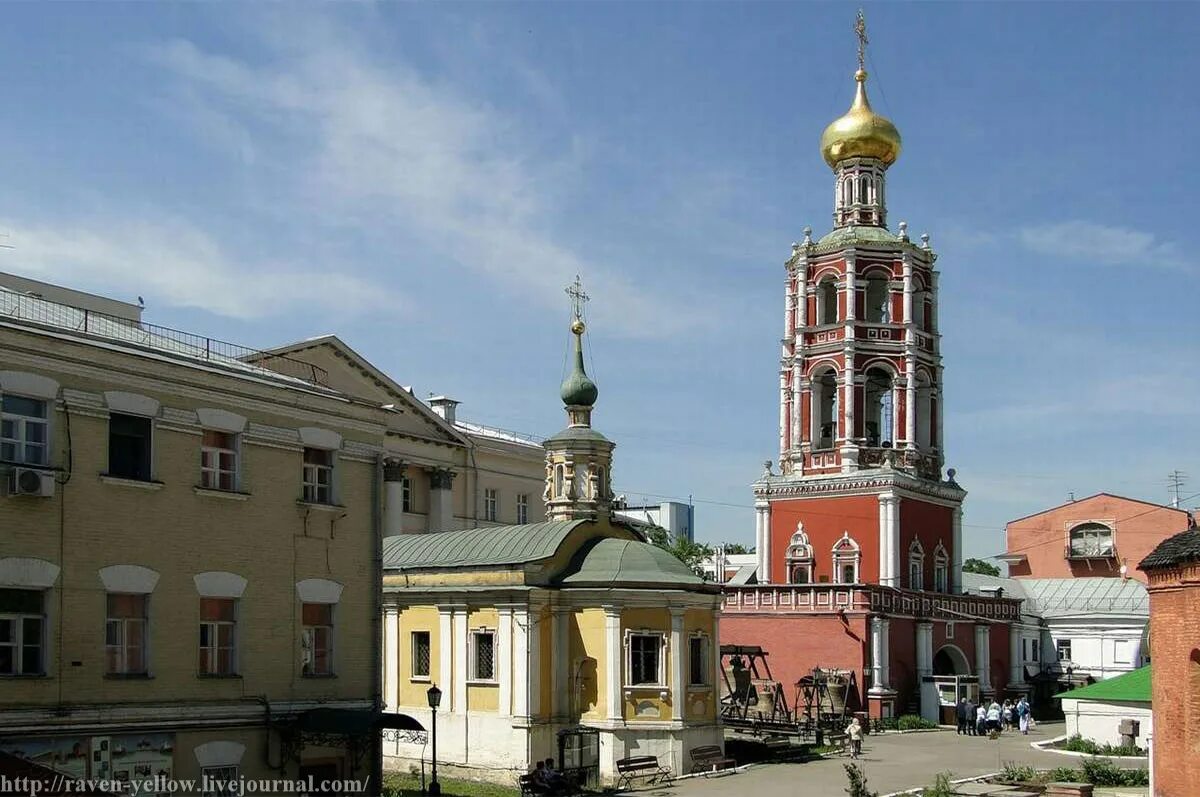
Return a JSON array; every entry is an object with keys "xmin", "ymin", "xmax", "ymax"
[{"xmin": 657, "ymin": 722, "xmax": 1141, "ymax": 797}]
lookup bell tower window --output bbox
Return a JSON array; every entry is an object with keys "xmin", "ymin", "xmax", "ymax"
[
  {"xmin": 914, "ymin": 372, "xmax": 933, "ymax": 450},
  {"xmin": 864, "ymin": 367, "xmax": 895, "ymax": 447},
  {"xmin": 811, "ymin": 368, "xmax": 839, "ymax": 450},
  {"xmin": 817, "ymin": 278, "xmax": 839, "ymax": 325},
  {"xmin": 865, "ymin": 276, "xmax": 890, "ymax": 323}
]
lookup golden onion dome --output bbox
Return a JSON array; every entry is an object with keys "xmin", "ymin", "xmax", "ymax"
[{"xmin": 819, "ymin": 69, "xmax": 902, "ymax": 169}]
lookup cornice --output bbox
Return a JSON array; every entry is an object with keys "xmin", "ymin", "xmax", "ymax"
[{"xmin": 754, "ymin": 468, "xmax": 966, "ymax": 504}]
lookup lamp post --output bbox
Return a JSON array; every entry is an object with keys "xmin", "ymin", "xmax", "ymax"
[{"xmin": 427, "ymin": 684, "xmax": 442, "ymax": 796}]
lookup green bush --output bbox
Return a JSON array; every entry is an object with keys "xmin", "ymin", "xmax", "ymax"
[
  {"xmin": 998, "ymin": 762, "xmax": 1038, "ymax": 783},
  {"xmin": 1061, "ymin": 733, "xmax": 1145, "ymax": 757},
  {"xmin": 877, "ymin": 714, "xmax": 938, "ymax": 731},
  {"xmin": 1046, "ymin": 766, "xmax": 1081, "ymax": 783},
  {"xmin": 922, "ymin": 772, "xmax": 955, "ymax": 797},
  {"xmin": 1081, "ymin": 758, "xmax": 1135, "ymax": 787}
]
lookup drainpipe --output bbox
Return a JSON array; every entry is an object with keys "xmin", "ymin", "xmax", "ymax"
[{"xmin": 371, "ymin": 455, "xmax": 385, "ymax": 792}]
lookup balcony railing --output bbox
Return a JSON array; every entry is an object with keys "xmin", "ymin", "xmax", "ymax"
[
  {"xmin": 722, "ymin": 582, "xmax": 1022, "ymax": 623},
  {"xmin": 1, "ymin": 286, "xmax": 328, "ymax": 387},
  {"xmin": 1065, "ymin": 544, "xmax": 1118, "ymax": 561}
]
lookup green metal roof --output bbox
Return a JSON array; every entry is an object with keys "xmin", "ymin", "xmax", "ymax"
[
  {"xmin": 557, "ymin": 537, "xmax": 706, "ymax": 587},
  {"xmin": 382, "ymin": 520, "xmax": 586, "ymax": 570},
  {"xmin": 543, "ymin": 426, "xmax": 612, "ymax": 446},
  {"xmin": 1059, "ymin": 665, "xmax": 1151, "ymax": 703},
  {"xmin": 816, "ymin": 224, "xmax": 901, "ymax": 248}
]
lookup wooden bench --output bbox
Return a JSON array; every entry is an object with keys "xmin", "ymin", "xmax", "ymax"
[
  {"xmin": 689, "ymin": 745, "xmax": 736, "ymax": 775},
  {"xmin": 615, "ymin": 755, "xmax": 671, "ymax": 791},
  {"xmin": 519, "ymin": 773, "xmax": 543, "ymax": 797},
  {"xmin": 519, "ymin": 772, "xmax": 580, "ymax": 797}
]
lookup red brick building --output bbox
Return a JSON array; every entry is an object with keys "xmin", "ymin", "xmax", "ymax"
[
  {"xmin": 1138, "ymin": 528, "xmax": 1200, "ymax": 797},
  {"xmin": 1004, "ymin": 493, "xmax": 1193, "ymax": 583},
  {"xmin": 721, "ymin": 24, "xmax": 1018, "ymax": 722}
]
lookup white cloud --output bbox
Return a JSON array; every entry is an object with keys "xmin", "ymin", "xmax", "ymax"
[
  {"xmin": 3, "ymin": 217, "xmax": 402, "ymax": 321},
  {"xmin": 145, "ymin": 32, "xmax": 699, "ymax": 338},
  {"xmin": 1019, "ymin": 220, "xmax": 1190, "ymax": 270}
]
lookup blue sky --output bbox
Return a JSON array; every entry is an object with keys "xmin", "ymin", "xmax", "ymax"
[{"xmin": 2, "ymin": 3, "xmax": 1198, "ymax": 561}]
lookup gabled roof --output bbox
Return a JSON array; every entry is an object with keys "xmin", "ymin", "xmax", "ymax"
[
  {"xmin": 1059, "ymin": 665, "xmax": 1151, "ymax": 703},
  {"xmin": 1139, "ymin": 528, "xmax": 1200, "ymax": 571},
  {"xmin": 1006, "ymin": 492, "xmax": 1189, "ymax": 526},
  {"xmin": 382, "ymin": 521, "xmax": 586, "ymax": 570}
]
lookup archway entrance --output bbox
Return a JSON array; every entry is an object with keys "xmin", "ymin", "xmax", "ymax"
[{"xmin": 933, "ymin": 645, "xmax": 970, "ymax": 676}]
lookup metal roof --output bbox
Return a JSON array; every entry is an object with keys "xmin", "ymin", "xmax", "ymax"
[
  {"xmin": 556, "ymin": 537, "xmax": 709, "ymax": 588},
  {"xmin": 961, "ymin": 573, "xmax": 1147, "ymax": 619},
  {"xmin": 1059, "ymin": 665, "xmax": 1151, "ymax": 704},
  {"xmin": 382, "ymin": 520, "xmax": 586, "ymax": 570}
]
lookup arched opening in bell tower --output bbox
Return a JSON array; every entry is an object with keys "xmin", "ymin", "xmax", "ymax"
[
  {"xmin": 912, "ymin": 278, "xmax": 929, "ymax": 332},
  {"xmin": 811, "ymin": 368, "xmax": 839, "ymax": 450},
  {"xmin": 817, "ymin": 278, "xmax": 839, "ymax": 325},
  {"xmin": 864, "ymin": 276, "xmax": 890, "ymax": 323},
  {"xmin": 864, "ymin": 367, "xmax": 895, "ymax": 447},
  {"xmin": 915, "ymin": 371, "xmax": 934, "ymax": 449}
]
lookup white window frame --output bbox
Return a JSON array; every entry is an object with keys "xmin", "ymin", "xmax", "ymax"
[
  {"xmin": 832, "ymin": 532, "xmax": 860, "ymax": 585},
  {"xmin": 516, "ymin": 493, "xmax": 529, "ymax": 525},
  {"xmin": 301, "ymin": 601, "xmax": 335, "ymax": 677},
  {"xmin": 105, "ymin": 592, "xmax": 149, "ymax": 675},
  {"xmin": 200, "ymin": 430, "xmax": 239, "ymax": 491},
  {"xmin": 0, "ymin": 589, "xmax": 45, "ymax": 676},
  {"xmin": 1113, "ymin": 639, "xmax": 1134, "ymax": 665},
  {"xmin": 483, "ymin": 488, "xmax": 498, "ymax": 522},
  {"xmin": 908, "ymin": 539, "xmax": 925, "ymax": 591},
  {"xmin": 1068, "ymin": 522, "xmax": 1115, "ymax": 558},
  {"xmin": 202, "ymin": 765, "xmax": 240, "ymax": 797},
  {"xmin": 687, "ymin": 632, "xmax": 710, "ymax": 688},
  {"xmin": 624, "ymin": 630, "xmax": 666, "ymax": 688},
  {"xmin": 932, "ymin": 543, "xmax": 949, "ymax": 593},
  {"xmin": 1056, "ymin": 638, "xmax": 1072, "ymax": 662},
  {"xmin": 469, "ymin": 628, "xmax": 497, "ymax": 682},
  {"xmin": 410, "ymin": 630, "xmax": 431, "ymax": 681},
  {"xmin": 301, "ymin": 447, "xmax": 335, "ymax": 505},
  {"xmin": 400, "ymin": 476, "xmax": 412, "ymax": 513},
  {"xmin": 199, "ymin": 597, "xmax": 238, "ymax": 676},
  {"xmin": 0, "ymin": 395, "xmax": 49, "ymax": 466}
]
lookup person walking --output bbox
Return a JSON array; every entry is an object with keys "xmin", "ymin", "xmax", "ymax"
[
  {"xmin": 1002, "ymin": 700, "xmax": 1013, "ymax": 731},
  {"xmin": 1016, "ymin": 696, "xmax": 1031, "ymax": 735},
  {"xmin": 956, "ymin": 697, "xmax": 969, "ymax": 735},
  {"xmin": 845, "ymin": 716, "xmax": 864, "ymax": 759},
  {"xmin": 975, "ymin": 703, "xmax": 987, "ymax": 736},
  {"xmin": 986, "ymin": 701, "xmax": 1002, "ymax": 735}
]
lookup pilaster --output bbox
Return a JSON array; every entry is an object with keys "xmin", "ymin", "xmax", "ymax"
[
  {"xmin": 437, "ymin": 605, "xmax": 455, "ymax": 711},
  {"xmin": 877, "ymin": 492, "xmax": 899, "ymax": 587},
  {"xmin": 755, "ymin": 500, "xmax": 772, "ymax": 583},
  {"xmin": 451, "ymin": 607, "xmax": 468, "ymax": 713},
  {"xmin": 497, "ymin": 606, "xmax": 513, "ymax": 718},
  {"xmin": 551, "ymin": 607, "xmax": 571, "ymax": 719},
  {"xmin": 383, "ymin": 457, "xmax": 407, "ymax": 537},
  {"xmin": 603, "ymin": 605, "xmax": 622, "ymax": 722},
  {"xmin": 669, "ymin": 607, "xmax": 686, "ymax": 721},
  {"xmin": 975, "ymin": 624, "xmax": 992, "ymax": 695},
  {"xmin": 383, "ymin": 606, "xmax": 400, "ymax": 711},
  {"xmin": 522, "ymin": 606, "xmax": 538, "ymax": 718},
  {"xmin": 950, "ymin": 507, "xmax": 964, "ymax": 594}
]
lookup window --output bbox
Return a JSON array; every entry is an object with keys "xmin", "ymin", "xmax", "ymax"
[
  {"xmin": 812, "ymin": 368, "xmax": 839, "ymax": 449},
  {"xmin": 199, "ymin": 598, "xmax": 237, "ymax": 675},
  {"xmin": 0, "ymin": 589, "xmax": 44, "ymax": 676},
  {"xmin": 1068, "ymin": 523, "xmax": 1115, "ymax": 558},
  {"xmin": 933, "ymin": 545, "xmax": 949, "ymax": 593},
  {"xmin": 202, "ymin": 765, "xmax": 240, "ymax": 797},
  {"xmin": 301, "ymin": 603, "xmax": 333, "ymax": 675},
  {"xmin": 200, "ymin": 431, "xmax": 238, "ymax": 491},
  {"xmin": 1114, "ymin": 639, "xmax": 1134, "ymax": 665},
  {"xmin": 786, "ymin": 524, "xmax": 814, "ymax": 584},
  {"xmin": 688, "ymin": 635, "xmax": 709, "ymax": 687},
  {"xmin": 410, "ymin": 631, "xmax": 431, "ymax": 679},
  {"xmin": 908, "ymin": 539, "xmax": 925, "ymax": 591},
  {"xmin": 790, "ymin": 564, "xmax": 812, "ymax": 584},
  {"xmin": 400, "ymin": 476, "xmax": 412, "ymax": 513},
  {"xmin": 864, "ymin": 368, "xmax": 894, "ymax": 446},
  {"xmin": 629, "ymin": 633, "xmax": 662, "ymax": 686},
  {"xmin": 483, "ymin": 488, "xmax": 498, "ymax": 522},
  {"xmin": 471, "ymin": 629, "xmax": 495, "ymax": 681},
  {"xmin": 1032, "ymin": 639, "xmax": 1040, "ymax": 662},
  {"xmin": 106, "ymin": 593, "xmax": 148, "ymax": 675},
  {"xmin": 516, "ymin": 494, "xmax": 529, "ymax": 525},
  {"xmin": 833, "ymin": 533, "xmax": 860, "ymax": 584},
  {"xmin": 946, "ymin": 622, "xmax": 955, "ymax": 640},
  {"xmin": 1, "ymin": 395, "xmax": 48, "ymax": 465},
  {"xmin": 108, "ymin": 413, "xmax": 152, "ymax": 481},
  {"xmin": 1056, "ymin": 639, "xmax": 1072, "ymax": 663},
  {"xmin": 817, "ymin": 280, "xmax": 838, "ymax": 325},
  {"xmin": 301, "ymin": 448, "xmax": 333, "ymax": 504}
]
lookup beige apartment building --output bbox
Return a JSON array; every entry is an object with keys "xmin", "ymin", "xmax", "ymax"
[{"xmin": 0, "ymin": 274, "xmax": 545, "ymax": 794}]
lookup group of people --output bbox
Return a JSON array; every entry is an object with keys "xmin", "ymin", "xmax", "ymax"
[
  {"xmin": 956, "ymin": 696, "xmax": 1032, "ymax": 736},
  {"xmin": 527, "ymin": 759, "xmax": 571, "ymax": 795}
]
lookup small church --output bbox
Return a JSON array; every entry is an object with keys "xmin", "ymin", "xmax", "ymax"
[{"xmin": 379, "ymin": 286, "xmax": 723, "ymax": 785}]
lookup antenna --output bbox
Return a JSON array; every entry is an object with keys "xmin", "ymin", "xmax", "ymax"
[
  {"xmin": 1168, "ymin": 470, "xmax": 1187, "ymax": 509},
  {"xmin": 1068, "ymin": 491, "xmax": 1075, "ymax": 503}
]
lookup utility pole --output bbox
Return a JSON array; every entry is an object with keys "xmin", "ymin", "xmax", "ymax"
[{"xmin": 1168, "ymin": 471, "xmax": 1187, "ymax": 509}]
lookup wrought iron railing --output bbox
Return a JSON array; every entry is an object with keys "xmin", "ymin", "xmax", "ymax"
[{"xmin": 0, "ymin": 286, "xmax": 328, "ymax": 387}]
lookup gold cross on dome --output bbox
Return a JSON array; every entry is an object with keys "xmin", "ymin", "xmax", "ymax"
[
  {"xmin": 565, "ymin": 275, "xmax": 590, "ymax": 320},
  {"xmin": 855, "ymin": 9, "xmax": 868, "ymax": 71}
]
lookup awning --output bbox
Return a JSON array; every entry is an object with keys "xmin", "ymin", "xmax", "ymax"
[
  {"xmin": 0, "ymin": 752, "xmax": 107, "ymax": 795},
  {"xmin": 291, "ymin": 708, "xmax": 425, "ymax": 736}
]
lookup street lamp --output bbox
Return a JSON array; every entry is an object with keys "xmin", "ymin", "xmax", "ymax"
[{"xmin": 427, "ymin": 684, "xmax": 443, "ymax": 796}]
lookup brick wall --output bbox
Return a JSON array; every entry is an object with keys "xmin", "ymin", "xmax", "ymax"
[{"xmin": 1144, "ymin": 563, "xmax": 1200, "ymax": 797}]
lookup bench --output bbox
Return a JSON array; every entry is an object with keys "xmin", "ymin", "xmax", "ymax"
[
  {"xmin": 519, "ymin": 772, "xmax": 581, "ymax": 797},
  {"xmin": 615, "ymin": 756, "xmax": 671, "ymax": 791},
  {"xmin": 825, "ymin": 731, "xmax": 848, "ymax": 755},
  {"xmin": 689, "ymin": 745, "xmax": 736, "ymax": 775}
]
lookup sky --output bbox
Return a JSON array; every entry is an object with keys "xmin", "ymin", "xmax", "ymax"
[{"xmin": 2, "ymin": 3, "xmax": 1198, "ymax": 562}]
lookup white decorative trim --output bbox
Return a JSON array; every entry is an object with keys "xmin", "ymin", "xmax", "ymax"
[
  {"xmin": 103, "ymin": 391, "xmax": 160, "ymax": 417},
  {"xmin": 0, "ymin": 371, "xmax": 59, "ymax": 400},
  {"xmin": 193, "ymin": 741, "xmax": 247, "ymax": 768},
  {"xmin": 195, "ymin": 408, "xmax": 247, "ymax": 434},
  {"xmin": 99, "ymin": 475, "xmax": 164, "ymax": 491},
  {"xmin": 193, "ymin": 571, "xmax": 247, "ymax": 598},
  {"xmin": 0, "ymin": 557, "xmax": 61, "ymax": 588},
  {"xmin": 622, "ymin": 628, "xmax": 668, "ymax": 691},
  {"xmin": 298, "ymin": 427, "xmax": 343, "ymax": 450},
  {"xmin": 295, "ymin": 578, "xmax": 343, "ymax": 604},
  {"xmin": 99, "ymin": 565, "xmax": 160, "ymax": 594}
]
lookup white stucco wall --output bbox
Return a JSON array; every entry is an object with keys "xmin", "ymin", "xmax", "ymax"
[
  {"xmin": 1061, "ymin": 698, "xmax": 1152, "ymax": 749},
  {"xmin": 1046, "ymin": 618, "xmax": 1148, "ymax": 679}
]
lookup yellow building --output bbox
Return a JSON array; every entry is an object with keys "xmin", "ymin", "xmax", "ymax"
[
  {"xmin": 381, "ymin": 299, "xmax": 723, "ymax": 785},
  {"xmin": 0, "ymin": 272, "xmax": 546, "ymax": 794}
]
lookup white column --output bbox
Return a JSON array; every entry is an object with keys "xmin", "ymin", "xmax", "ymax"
[
  {"xmin": 905, "ymin": 355, "xmax": 917, "ymax": 448},
  {"xmin": 901, "ymin": 254, "xmax": 913, "ymax": 326},
  {"xmin": 790, "ymin": 365, "xmax": 803, "ymax": 456},
  {"xmin": 950, "ymin": 507, "xmax": 964, "ymax": 594},
  {"xmin": 523, "ymin": 606, "xmax": 539, "ymax": 719},
  {"xmin": 383, "ymin": 458, "xmax": 406, "ymax": 537},
  {"xmin": 711, "ymin": 611, "xmax": 722, "ymax": 713},
  {"xmin": 797, "ymin": 270, "xmax": 808, "ymax": 330},
  {"xmin": 551, "ymin": 608, "xmax": 571, "ymax": 718},
  {"xmin": 935, "ymin": 366, "xmax": 946, "ymax": 456},
  {"xmin": 841, "ymin": 366, "xmax": 855, "ymax": 445},
  {"xmin": 844, "ymin": 258, "xmax": 857, "ymax": 322},
  {"xmin": 384, "ymin": 606, "xmax": 400, "ymax": 711},
  {"xmin": 498, "ymin": 606, "xmax": 513, "ymax": 718},
  {"xmin": 755, "ymin": 500, "xmax": 771, "ymax": 584},
  {"xmin": 452, "ymin": 608, "xmax": 468, "ymax": 714},
  {"xmin": 779, "ymin": 370, "xmax": 789, "ymax": 457},
  {"xmin": 877, "ymin": 495, "xmax": 890, "ymax": 585},
  {"xmin": 603, "ymin": 606, "xmax": 623, "ymax": 722},
  {"xmin": 437, "ymin": 606, "xmax": 454, "ymax": 707},
  {"xmin": 915, "ymin": 622, "xmax": 933, "ymax": 680},
  {"xmin": 1008, "ymin": 624, "xmax": 1023, "ymax": 689},
  {"xmin": 669, "ymin": 608, "xmax": 686, "ymax": 721},
  {"xmin": 878, "ymin": 493, "xmax": 899, "ymax": 587},
  {"xmin": 880, "ymin": 617, "xmax": 891, "ymax": 688},
  {"xmin": 868, "ymin": 617, "xmax": 885, "ymax": 691},
  {"xmin": 975, "ymin": 624, "xmax": 991, "ymax": 694}
]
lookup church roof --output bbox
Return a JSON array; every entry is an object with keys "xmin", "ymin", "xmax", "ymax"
[
  {"xmin": 543, "ymin": 425, "xmax": 611, "ymax": 446},
  {"xmin": 556, "ymin": 537, "xmax": 713, "ymax": 589},
  {"xmin": 1058, "ymin": 665, "xmax": 1151, "ymax": 704},
  {"xmin": 382, "ymin": 520, "xmax": 586, "ymax": 570},
  {"xmin": 815, "ymin": 224, "xmax": 901, "ymax": 250},
  {"xmin": 961, "ymin": 573, "xmax": 1147, "ymax": 619},
  {"xmin": 1140, "ymin": 527, "xmax": 1200, "ymax": 570}
]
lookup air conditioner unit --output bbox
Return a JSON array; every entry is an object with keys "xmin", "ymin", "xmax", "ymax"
[{"xmin": 5, "ymin": 467, "xmax": 55, "ymax": 498}]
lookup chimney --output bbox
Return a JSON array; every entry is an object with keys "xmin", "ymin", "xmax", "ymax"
[{"xmin": 428, "ymin": 396, "xmax": 460, "ymax": 425}]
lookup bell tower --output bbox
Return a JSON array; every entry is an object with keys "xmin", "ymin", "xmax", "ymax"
[{"xmin": 754, "ymin": 11, "xmax": 965, "ymax": 596}]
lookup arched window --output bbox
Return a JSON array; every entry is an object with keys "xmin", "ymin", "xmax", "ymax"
[
  {"xmin": 865, "ymin": 276, "xmax": 890, "ymax": 323},
  {"xmin": 908, "ymin": 538, "xmax": 925, "ymax": 590},
  {"xmin": 914, "ymin": 371, "xmax": 933, "ymax": 449},
  {"xmin": 811, "ymin": 368, "xmax": 839, "ymax": 450},
  {"xmin": 933, "ymin": 542, "xmax": 949, "ymax": 593},
  {"xmin": 1068, "ymin": 522, "xmax": 1115, "ymax": 558},
  {"xmin": 912, "ymin": 282, "xmax": 928, "ymax": 331},
  {"xmin": 859, "ymin": 176, "xmax": 870, "ymax": 204},
  {"xmin": 864, "ymin": 367, "xmax": 894, "ymax": 447},
  {"xmin": 786, "ymin": 522, "xmax": 814, "ymax": 584},
  {"xmin": 553, "ymin": 464, "xmax": 565, "ymax": 498},
  {"xmin": 594, "ymin": 466, "xmax": 607, "ymax": 500},
  {"xmin": 817, "ymin": 278, "xmax": 838, "ymax": 325},
  {"xmin": 832, "ymin": 532, "xmax": 860, "ymax": 584}
]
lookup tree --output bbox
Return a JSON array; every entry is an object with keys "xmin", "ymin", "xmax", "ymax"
[
  {"xmin": 644, "ymin": 525, "xmax": 714, "ymax": 579},
  {"xmin": 962, "ymin": 558, "xmax": 1000, "ymax": 577},
  {"xmin": 721, "ymin": 542, "xmax": 752, "ymax": 555}
]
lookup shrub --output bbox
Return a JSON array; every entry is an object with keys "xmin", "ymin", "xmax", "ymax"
[
  {"xmin": 1119, "ymin": 768, "xmax": 1150, "ymax": 786},
  {"xmin": 875, "ymin": 714, "xmax": 939, "ymax": 731},
  {"xmin": 1061, "ymin": 733, "xmax": 1145, "ymax": 757},
  {"xmin": 1080, "ymin": 758, "xmax": 1127, "ymax": 787},
  {"xmin": 998, "ymin": 762, "xmax": 1037, "ymax": 783},
  {"xmin": 844, "ymin": 763, "xmax": 878, "ymax": 797},
  {"xmin": 922, "ymin": 772, "xmax": 955, "ymax": 797},
  {"xmin": 1046, "ymin": 766, "xmax": 1081, "ymax": 783}
]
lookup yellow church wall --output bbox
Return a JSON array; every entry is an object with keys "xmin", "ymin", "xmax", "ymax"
[
  {"xmin": 466, "ymin": 607, "xmax": 501, "ymax": 713},
  {"xmin": 619, "ymin": 607, "xmax": 672, "ymax": 722},
  {"xmin": 383, "ymin": 569, "xmax": 525, "ymax": 588},
  {"xmin": 683, "ymin": 607, "xmax": 717, "ymax": 720},
  {"xmin": 398, "ymin": 606, "xmax": 441, "ymax": 708},
  {"xmin": 571, "ymin": 608, "xmax": 608, "ymax": 719},
  {"xmin": 538, "ymin": 607, "xmax": 554, "ymax": 718}
]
